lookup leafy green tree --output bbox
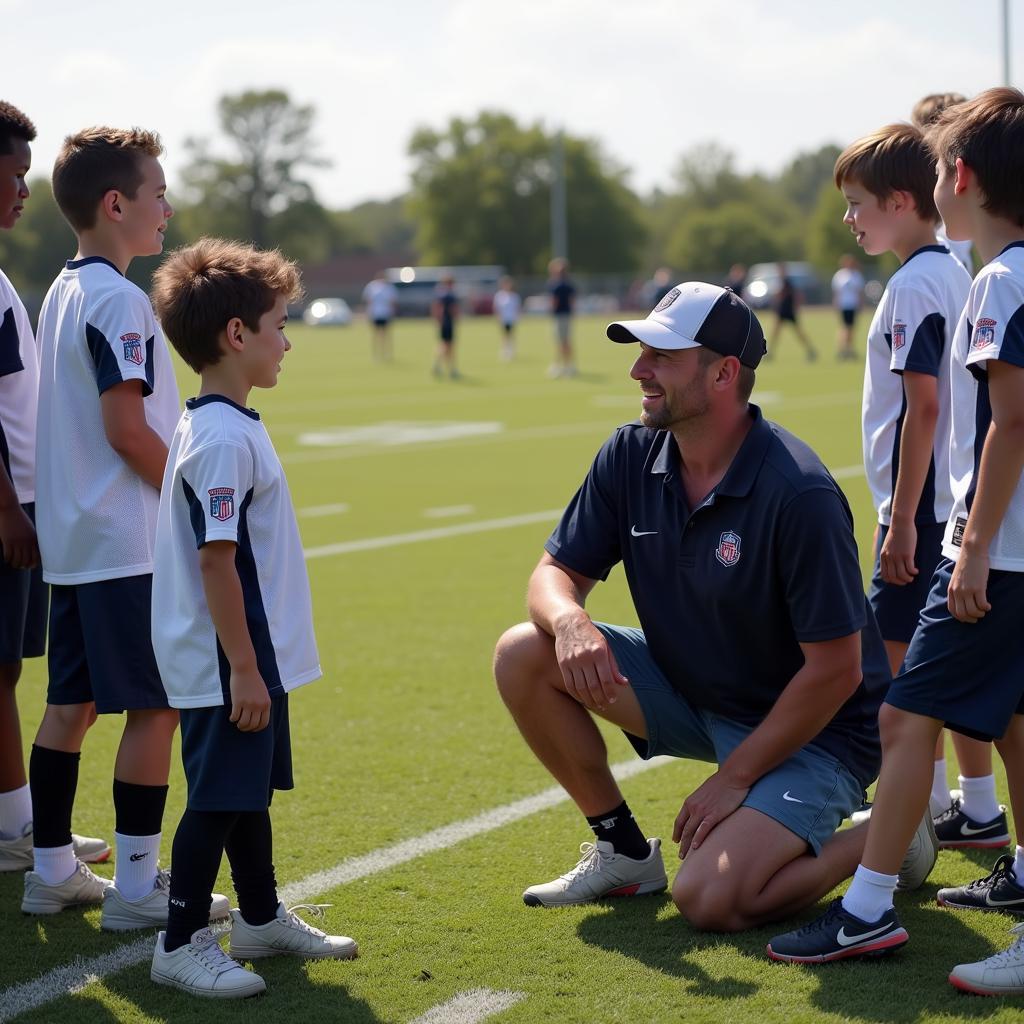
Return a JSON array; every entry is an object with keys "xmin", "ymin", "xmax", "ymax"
[
  {"xmin": 778, "ymin": 144, "xmax": 843, "ymax": 212},
  {"xmin": 665, "ymin": 200, "xmax": 792, "ymax": 273},
  {"xmin": 407, "ymin": 111, "xmax": 645, "ymax": 273}
]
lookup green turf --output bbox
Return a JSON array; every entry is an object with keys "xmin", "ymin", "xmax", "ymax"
[{"xmin": 2, "ymin": 309, "xmax": 1021, "ymax": 1022}]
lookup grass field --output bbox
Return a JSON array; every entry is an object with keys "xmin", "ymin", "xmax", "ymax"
[{"xmin": 1, "ymin": 307, "xmax": 1020, "ymax": 1023}]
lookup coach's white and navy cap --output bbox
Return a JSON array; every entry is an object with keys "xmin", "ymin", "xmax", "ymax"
[{"xmin": 606, "ymin": 282, "xmax": 767, "ymax": 369}]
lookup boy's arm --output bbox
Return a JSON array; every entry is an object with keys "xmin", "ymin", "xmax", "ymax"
[
  {"xmin": 0, "ymin": 462, "xmax": 37, "ymax": 568},
  {"xmin": 198, "ymin": 539, "xmax": 271, "ymax": 732},
  {"xmin": 948, "ymin": 359, "xmax": 1024, "ymax": 622},
  {"xmin": 880, "ymin": 371, "xmax": 940, "ymax": 584},
  {"xmin": 100, "ymin": 380, "xmax": 169, "ymax": 489}
]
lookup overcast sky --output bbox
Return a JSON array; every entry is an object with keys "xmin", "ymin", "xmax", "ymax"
[{"xmin": 6, "ymin": 0, "xmax": 1021, "ymax": 208}]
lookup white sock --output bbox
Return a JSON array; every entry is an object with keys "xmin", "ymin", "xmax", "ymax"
[
  {"xmin": 0, "ymin": 784, "xmax": 32, "ymax": 839},
  {"xmin": 931, "ymin": 758, "xmax": 949, "ymax": 811},
  {"xmin": 1013, "ymin": 845, "xmax": 1024, "ymax": 879},
  {"xmin": 958, "ymin": 774, "xmax": 1001, "ymax": 823},
  {"xmin": 32, "ymin": 843, "xmax": 77, "ymax": 885},
  {"xmin": 113, "ymin": 831, "xmax": 160, "ymax": 901},
  {"xmin": 842, "ymin": 864, "xmax": 898, "ymax": 923}
]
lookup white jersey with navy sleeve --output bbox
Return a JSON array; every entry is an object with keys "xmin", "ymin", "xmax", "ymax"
[
  {"xmin": 152, "ymin": 395, "xmax": 321, "ymax": 709},
  {"xmin": 943, "ymin": 242, "xmax": 1024, "ymax": 571},
  {"xmin": 0, "ymin": 267, "xmax": 39, "ymax": 503},
  {"xmin": 362, "ymin": 280, "xmax": 397, "ymax": 320},
  {"xmin": 493, "ymin": 289, "xmax": 521, "ymax": 324},
  {"xmin": 34, "ymin": 257, "xmax": 180, "ymax": 583},
  {"xmin": 862, "ymin": 246, "xmax": 971, "ymax": 526}
]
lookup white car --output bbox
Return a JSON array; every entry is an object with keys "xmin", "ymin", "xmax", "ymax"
[{"xmin": 303, "ymin": 298, "xmax": 353, "ymax": 327}]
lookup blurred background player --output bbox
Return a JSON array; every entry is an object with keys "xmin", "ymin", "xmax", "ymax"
[
  {"xmin": 431, "ymin": 274, "xmax": 459, "ymax": 379},
  {"xmin": 0, "ymin": 104, "xmax": 109, "ymax": 872},
  {"xmin": 361, "ymin": 270, "xmax": 397, "ymax": 363},
  {"xmin": 831, "ymin": 254, "xmax": 865, "ymax": 361},
  {"xmin": 493, "ymin": 275, "xmax": 521, "ymax": 361},
  {"xmin": 548, "ymin": 258, "xmax": 576, "ymax": 377},
  {"xmin": 767, "ymin": 262, "xmax": 818, "ymax": 361},
  {"xmin": 725, "ymin": 262, "xmax": 747, "ymax": 297}
]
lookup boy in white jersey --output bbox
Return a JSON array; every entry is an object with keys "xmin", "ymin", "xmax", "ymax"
[
  {"xmin": 493, "ymin": 275, "xmax": 521, "ymax": 361},
  {"xmin": 768, "ymin": 87, "xmax": 1024, "ymax": 993},
  {"xmin": 149, "ymin": 238, "xmax": 355, "ymax": 999},
  {"xmin": 361, "ymin": 270, "xmax": 397, "ymax": 363},
  {"xmin": 24, "ymin": 128, "xmax": 228, "ymax": 932},
  {"xmin": 0, "ymin": 105, "xmax": 110, "ymax": 874}
]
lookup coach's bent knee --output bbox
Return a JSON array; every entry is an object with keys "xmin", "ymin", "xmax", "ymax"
[
  {"xmin": 672, "ymin": 868, "xmax": 745, "ymax": 933},
  {"xmin": 493, "ymin": 622, "xmax": 557, "ymax": 701}
]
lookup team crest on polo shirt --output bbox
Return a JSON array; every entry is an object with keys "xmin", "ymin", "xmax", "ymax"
[
  {"xmin": 892, "ymin": 322, "xmax": 906, "ymax": 351},
  {"xmin": 654, "ymin": 287, "xmax": 680, "ymax": 312},
  {"xmin": 208, "ymin": 487, "xmax": 235, "ymax": 521},
  {"xmin": 120, "ymin": 332, "xmax": 144, "ymax": 365},
  {"xmin": 715, "ymin": 530, "xmax": 741, "ymax": 567},
  {"xmin": 973, "ymin": 318, "xmax": 997, "ymax": 350}
]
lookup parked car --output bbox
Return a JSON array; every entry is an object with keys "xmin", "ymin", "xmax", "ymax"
[
  {"xmin": 742, "ymin": 262, "xmax": 825, "ymax": 309},
  {"xmin": 303, "ymin": 297, "xmax": 353, "ymax": 327}
]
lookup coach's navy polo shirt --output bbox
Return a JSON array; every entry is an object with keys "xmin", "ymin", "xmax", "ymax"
[{"xmin": 545, "ymin": 404, "xmax": 888, "ymax": 787}]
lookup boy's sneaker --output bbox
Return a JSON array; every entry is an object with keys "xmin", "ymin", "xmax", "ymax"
[
  {"xmin": 949, "ymin": 922, "xmax": 1024, "ymax": 996},
  {"xmin": 933, "ymin": 799, "xmax": 1010, "ymax": 850},
  {"xmin": 228, "ymin": 903, "xmax": 358, "ymax": 960},
  {"xmin": 766, "ymin": 898, "xmax": 908, "ymax": 963},
  {"xmin": 21, "ymin": 860, "xmax": 111, "ymax": 914},
  {"xmin": 937, "ymin": 855, "xmax": 1024, "ymax": 914},
  {"xmin": 102, "ymin": 868, "xmax": 230, "ymax": 931},
  {"xmin": 152, "ymin": 928, "xmax": 266, "ymax": 999},
  {"xmin": 0, "ymin": 826, "xmax": 111, "ymax": 872},
  {"xmin": 896, "ymin": 810, "xmax": 940, "ymax": 891},
  {"xmin": 522, "ymin": 838, "xmax": 667, "ymax": 907}
]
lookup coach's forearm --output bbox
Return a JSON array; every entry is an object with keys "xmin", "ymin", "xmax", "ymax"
[{"xmin": 527, "ymin": 555, "xmax": 597, "ymax": 637}]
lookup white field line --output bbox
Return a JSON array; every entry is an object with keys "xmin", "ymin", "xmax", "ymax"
[
  {"xmin": 0, "ymin": 756, "xmax": 673, "ymax": 1022},
  {"xmin": 299, "ymin": 502, "xmax": 350, "ymax": 518},
  {"xmin": 410, "ymin": 988, "xmax": 526, "ymax": 1024},
  {"xmin": 423, "ymin": 505, "xmax": 476, "ymax": 519}
]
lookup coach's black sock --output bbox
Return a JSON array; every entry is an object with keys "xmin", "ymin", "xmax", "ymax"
[
  {"xmin": 164, "ymin": 809, "xmax": 236, "ymax": 953},
  {"xmin": 585, "ymin": 801, "xmax": 650, "ymax": 860},
  {"xmin": 112, "ymin": 778, "xmax": 168, "ymax": 837},
  {"xmin": 225, "ymin": 810, "xmax": 279, "ymax": 926},
  {"xmin": 28, "ymin": 745, "xmax": 80, "ymax": 848}
]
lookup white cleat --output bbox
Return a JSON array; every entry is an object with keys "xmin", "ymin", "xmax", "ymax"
[
  {"xmin": 21, "ymin": 860, "xmax": 111, "ymax": 914},
  {"xmin": 949, "ymin": 922, "xmax": 1024, "ymax": 996},
  {"xmin": 228, "ymin": 902, "xmax": 358, "ymax": 960},
  {"xmin": 0, "ymin": 826, "xmax": 110, "ymax": 872},
  {"xmin": 523, "ymin": 839, "xmax": 667, "ymax": 907},
  {"xmin": 152, "ymin": 928, "xmax": 266, "ymax": 999},
  {"xmin": 102, "ymin": 868, "xmax": 230, "ymax": 931}
]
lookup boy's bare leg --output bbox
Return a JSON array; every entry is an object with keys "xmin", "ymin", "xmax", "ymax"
[
  {"xmin": 114, "ymin": 708, "xmax": 178, "ymax": 784},
  {"xmin": 994, "ymin": 716, "xmax": 1024, "ymax": 846},
  {"xmin": 0, "ymin": 663, "xmax": 25, "ymax": 792}
]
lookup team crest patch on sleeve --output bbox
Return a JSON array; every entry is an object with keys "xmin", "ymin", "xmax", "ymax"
[
  {"xmin": 715, "ymin": 530, "xmax": 741, "ymax": 567},
  {"xmin": 208, "ymin": 487, "xmax": 235, "ymax": 521},
  {"xmin": 120, "ymin": 332, "xmax": 144, "ymax": 365},
  {"xmin": 892, "ymin": 322, "xmax": 906, "ymax": 350},
  {"xmin": 972, "ymin": 317, "xmax": 997, "ymax": 350}
]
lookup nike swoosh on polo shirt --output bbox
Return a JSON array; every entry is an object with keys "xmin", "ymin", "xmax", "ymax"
[{"xmin": 630, "ymin": 526, "xmax": 658, "ymax": 537}]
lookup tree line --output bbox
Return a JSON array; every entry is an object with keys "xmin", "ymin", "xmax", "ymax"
[{"xmin": 0, "ymin": 89, "xmax": 886, "ymax": 303}]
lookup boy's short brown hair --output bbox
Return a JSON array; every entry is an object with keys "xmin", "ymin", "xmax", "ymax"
[
  {"xmin": 833, "ymin": 123, "xmax": 939, "ymax": 224},
  {"xmin": 930, "ymin": 86, "xmax": 1024, "ymax": 229},
  {"xmin": 911, "ymin": 92, "xmax": 967, "ymax": 129},
  {"xmin": 152, "ymin": 237, "xmax": 303, "ymax": 372},
  {"xmin": 52, "ymin": 127, "xmax": 162, "ymax": 232},
  {"xmin": 0, "ymin": 101, "xmax": 36, "ymax": 155}
]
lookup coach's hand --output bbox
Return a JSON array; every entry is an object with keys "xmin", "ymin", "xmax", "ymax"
[
  {"xmin": 948, "ymin": 548, "xmax": 991, "ymax": 623},
  {"xmin": 879, "ymin": 520, "xmax": 917, "ymax": 586},
  {"xmin": 553, "ymin": 612, "xmax": 629, "ymax": 713},
  {"xmin": 673, "ymin": 771, "xmax": 749, "ymax": 859},
  {"xmin": 0, "ymin": 503, "xmax": 39, "ymax": 569},
  {"xmin": 229, "ymin": 668, "xmax": 272, "ymax": 732}
]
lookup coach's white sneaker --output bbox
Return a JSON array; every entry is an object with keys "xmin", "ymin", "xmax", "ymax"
[
  {"xmin": 949, "ymin": 922, "xmax": 1024, "ymax": 996},
  {"xmin": 152, "ymin": 928, "xmax": 266, "ymax": 999},
  {"xmin": 102, "ymin": 868, "xmax": 230, "ymax": 931},
  {"xmin": 897, "ymin": 810, "xmax": 940, "ymax": 891},
  {"xmin": 0, "ymin": 826, "xmax": 111, "ymax": 872},
  {"xmin": 21, "ymin": 860, "xmax": 111, "ymax": 914},
  {"xmin": 523, "ymin": 838, "xmax": 667, "ymax": 907},
  {"xmin": 229, "ymin": 902, "xmax": 358, "ymax": 960}
]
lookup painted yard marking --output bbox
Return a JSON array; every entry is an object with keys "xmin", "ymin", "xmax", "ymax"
[{"xmin": 410, "ymin": 988, "xmax": 526, "ymax": 1024}]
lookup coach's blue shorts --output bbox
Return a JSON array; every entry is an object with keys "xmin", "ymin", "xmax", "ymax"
[
  {"xmin": 180, "ymin": 695, "xmax": 293, "ymax": 812},
  {"xmin": 0, "ymin": 503, "xmax": 47, "ymax": 663},
  {"xmin": 595, "ymin": 623, "xmax": 863, "ymax": 855},
  {"xmin": 868, "ymin": 521, "xmax": 946, "ymax": 644},
  {"xmin": 47, "ymin": 575, "xmax": 168, "ymax": 713},
  {"xmin": 885, "ymin": 558, "xmax": 1024, "ymax": 741}
]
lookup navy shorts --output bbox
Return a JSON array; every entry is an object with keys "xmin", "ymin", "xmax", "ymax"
[
  {"xmin": 47, "ymin": 575, "xmax": 168, "ymax": 713},
  {"xmin": 440, "ymin": 320, "xmax": 454, "ymax": 343},
  {"xmin": 840, "ymin": 308, "xmax": 856, "ymax": 327},
  {"xmin": 372, "ymin": 317, "xmax": 390, "ymax": 328},
  {"xmin": 886, "ymin": 559, "xmax": 1024, "ymax": 741},
  {"xmin": 596, "ymin": 623, "xmax": 863, "ymax": 854},
  {"xmin": 0, "ymin": 503, "xmax": 47, "ymax": 663},
  {"xmin": 179, "ymin": 695, "xmax": 293, "ymax": 812},
  {"xmin": 868, "ymin": 521, "xmax": 946, "ymax": 643}
]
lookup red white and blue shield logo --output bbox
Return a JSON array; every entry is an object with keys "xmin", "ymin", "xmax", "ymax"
[
  {"xmin": 121, "ymin": 332, "xmax": 144, "ymax": 366},
  {"xmin": 973, "ymin": 318, "xmax": 997, "ymax": 350},
  {"xmin": 892, "ymin": 322, "xmax": 906, "ymax": 351},
  {"xmin": 208, "ymin": 487, "xmax": 235, "ymax": 521},
  {"xmin": 715, "ymin": 530, "xmax": 741, "ymax": 567}
]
